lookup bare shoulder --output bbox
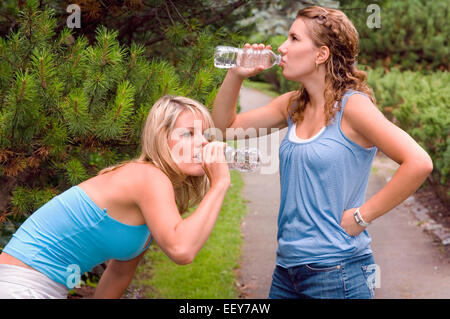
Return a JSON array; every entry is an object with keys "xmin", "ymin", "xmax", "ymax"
[
  {"xmin": 102, "ymin": 162, "xmax": 174, "ymax": 202},
  {"xmin": 271, "ymin": 90, "xmax": 298, "ymax": 119},
  {"xmin": 344, "ymin": 91, "xmax": 432, "ymax": 166},
  {"xmin": 345, "ymin": 92, "xmax": 378, "ymax": 112},
  {"xmin": 344, "ymin": 93, "xmax": 383, "ymax": 116},
  {"xmin": 122, "ymin": 163, "xmax": 177, "ymax": 214},
  {"xmin": 124, "ymin": 162, "xmax": 173, "ymax": 190},
  {"xmin": 343, "ymin": 92, "xmax": 422, "ymax": 160},
  {"xmin": 122, "ymin": 162, "xmax": 180, "ymax": 224},
  {"xmin": 342, "ymin": 92, "xmax": 385, "ymax": 128},
  {"xmin": 339, "ymin": 92, "xmax": 386, "ymax": 149}
]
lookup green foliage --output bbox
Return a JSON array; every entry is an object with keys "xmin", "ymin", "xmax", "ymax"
[
  {"xmin": 342, "ymin": 0, "xmax": 449, "ymax": 71},
  {"xmin": 64, "ymin": 159, "xmax": 89, "ymax": 185},
  {"xmin": 11, "ymin": 186, "xmax": 56, "ymax": 217},
  {"xmin": 367, "ymin": 69, "xmax": 450, "ymax": 194},
  {"xmin": 0, "ymin": 3, "xmax": 238, "ymax": 224},
  {"xmin": 2, "ymin": 69, "xmax": 41, "ymax": 147}
]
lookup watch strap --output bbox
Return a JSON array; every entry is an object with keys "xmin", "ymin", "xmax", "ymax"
[{"xmin": 353, "ymin": 207, "xmax": 371, "ymax": 227}]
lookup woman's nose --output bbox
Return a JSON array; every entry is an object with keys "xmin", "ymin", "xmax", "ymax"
[
  {"xmin": 278, "ymin": 41, "xmax": 287, "ymax": 55},
  {"xmin": 201, "ymin": 135, "xmax": 209, "ymax": 146},
  {"xmin": 195, "ymin": 133, "xmax": 209, "ymax": 147}
]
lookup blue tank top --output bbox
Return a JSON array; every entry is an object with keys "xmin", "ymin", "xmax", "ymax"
[
  {"xmin": 276, "ymin": 90, "xmax": 377, "ymax": 268},
  {"xmin": 3, "ymin": 186, "xmax": 151, "ymax": 288}
]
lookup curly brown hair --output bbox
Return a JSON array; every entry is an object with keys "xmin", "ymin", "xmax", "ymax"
[{"xmin": 288, "ymin": 6, "xmax": 376, "ymax": 125}]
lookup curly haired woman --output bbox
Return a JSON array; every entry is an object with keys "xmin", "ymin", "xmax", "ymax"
[
  {"xmin": 212, "ymin": 6, "xmax": 433, "ymax": 299},
  {"xmin": 0, "ymin": 95, "xmax": 230, "ymax": 298}
]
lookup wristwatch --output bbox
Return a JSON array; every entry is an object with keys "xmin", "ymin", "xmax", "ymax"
[{"xmin": 353, "ymin": 207, "xmax": 371, "ymax": 227}]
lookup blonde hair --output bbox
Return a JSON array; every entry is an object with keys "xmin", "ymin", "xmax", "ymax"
[
  {"xmin": 98, "ymin": 95, "xmax": 215, "ymax": 214},
  {"xmin": 288, "ymin": 6, "xmax": 375, "ymax": 125}
]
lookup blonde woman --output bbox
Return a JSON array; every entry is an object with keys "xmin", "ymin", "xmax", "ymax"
[
  {"xmin": 212, "ymin": 6, "xmax": 432, "ymax": 299},
  {"xmin": 0, "ymin": 95, "xmax": 230, "ymax": 299}
]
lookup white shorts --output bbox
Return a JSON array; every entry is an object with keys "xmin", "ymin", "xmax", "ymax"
[{"xmin": 0, "ymin": 264, "xmax": 69, "ymax": 299}]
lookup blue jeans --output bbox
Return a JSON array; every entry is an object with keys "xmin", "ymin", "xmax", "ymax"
[{"xmin": 269, "ymin": 253, "xmax": 376, "ymax": 299}]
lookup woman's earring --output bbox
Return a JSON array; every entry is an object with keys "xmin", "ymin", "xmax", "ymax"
[{"xmin": 315, "ymin": 62, "xmax": 319, "ymax": 70}]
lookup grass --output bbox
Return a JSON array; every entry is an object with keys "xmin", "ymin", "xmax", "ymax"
[
  {"xmin": 243, "ymin": 79, "xmax": 279, "ymax": 98},
  {"xmin": 132, "ymin": 170, "xmax": 247, "ymax": 298}
]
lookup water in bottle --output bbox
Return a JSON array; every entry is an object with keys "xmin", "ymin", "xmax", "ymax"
[
  {"xmin": 214, "ymin": 46, "xmax": 281, "ymax": 69},
  {"xmin": 194, "ymin": 146, "xmax": 260, "ymax": 173},
  {"xmin": 226, "ymin": 146, "xmax": 260, "ymax": 172}
]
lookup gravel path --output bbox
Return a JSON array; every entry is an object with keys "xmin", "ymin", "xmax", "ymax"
[{"xmin": 237, "ymin": 86, "xmax": 450, "ymax": 299}]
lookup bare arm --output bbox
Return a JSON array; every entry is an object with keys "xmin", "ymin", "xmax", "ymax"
[
  {"xmin": 340, "ymin": 94, "xmax": 433, "ymax": 235},
  {"xmin": 135, "ymin": 142, "xmax": 230, "ymax": 265},
  {"xmin": 93, "ymin": 143, "xmax": 230, "ymax": 298},
  {"xmin": 93, "ymin": 251, "xmax": 146, "ymax": 299},
  {"xmin": 95, "ymin": 181, "xmax": 228, "ymax": 298},
  {"xmin": 212, "ymin": 70, "xmax": 244, "ymax": 133},
  {"xmin": 212, "ymin": 44, "xmax": 290, "ymax": 139}
]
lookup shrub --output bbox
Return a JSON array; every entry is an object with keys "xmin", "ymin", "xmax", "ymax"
[
  {"xmin": 342, "ymin": 0, "xmax": 449, "ymax": 72},
  {"xmin": 367, "ymin": 68, "xmax": 449, "ymax": 203},
  {"xmin": 0, "ymin": 1, "xmax": 234, "ymax": 234}
]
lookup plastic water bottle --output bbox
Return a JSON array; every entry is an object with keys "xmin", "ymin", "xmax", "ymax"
[
  {"xmin": 195, "ymin": 146, "xmax": 260, "ymax": 172},
  {"xmin": 226, "ymin": 146, "xmax": 260, "ymax": 172},
  {"xmin": 214, "ymin": 46, "xmax": 281, "ymax": 69}
]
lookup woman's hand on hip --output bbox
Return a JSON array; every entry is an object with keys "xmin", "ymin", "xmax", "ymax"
[{"xmin": 340, "ymin": 208, "xmax": 366, "ymax": 237}]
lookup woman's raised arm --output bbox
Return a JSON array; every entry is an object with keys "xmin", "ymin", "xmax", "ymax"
[{"xmin": 134, "ymin": 142, "xmax": 230, "ymax": 265}]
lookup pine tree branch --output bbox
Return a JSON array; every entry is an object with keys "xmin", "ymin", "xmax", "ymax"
[
  {"xmin": 201, "ymin": 0, "xmax": 248, "ymax": 27},
  {"xmin": 168, "ymin": 0, "xmax": 189, "ymax": 26},
  {"xmin": 144, "ymin": 35, "xmax": 165, "ymax": 47},
  {"xmin": 164, "ymin": 1, "xmax": 175, "ymax": 26},
  {"xmin": 0, "ymin": 11, "xmax": 15, "ymax": 24},
  {"xmin": 0, "ymin": 52, "xmax": 20, "ymax": 69},
  {"xmin": 144, "ymin": 0, "xmax": 249, "ymax": 46}
]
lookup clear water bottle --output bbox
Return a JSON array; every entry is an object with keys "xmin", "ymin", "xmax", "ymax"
[
  {"xmin": 214, "ymin": 46, "xmax": 281, "ymax": 69},
  {"xmin": 226, "ymin": 146, "xmax": 260, "ymax": 172},
  {"xmin": 195, "ymin": 146, "xmax": 260, "ymax": 172}
]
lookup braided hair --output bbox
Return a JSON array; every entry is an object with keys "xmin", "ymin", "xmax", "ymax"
[{"xmin": 288, "ymin": 6, "xmax": 376, "ymax": 126}]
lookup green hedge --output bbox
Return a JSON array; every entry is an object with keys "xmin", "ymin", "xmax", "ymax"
[
  {"xmin": 343, "ymin": 0, "xmax": 449, "ymax": 72},
  {"xmin": 367, "ymin": 68, "xmax": 449, "ymax": 203}
]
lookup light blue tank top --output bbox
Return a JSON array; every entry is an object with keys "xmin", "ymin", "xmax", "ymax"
[
  {"xmin": 276, "ymin": 90, "xmax": 377, "ymax": 268},
  {"xmin": 3, "ymin": 186, "xmax": 151, "ymax": 288}
]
